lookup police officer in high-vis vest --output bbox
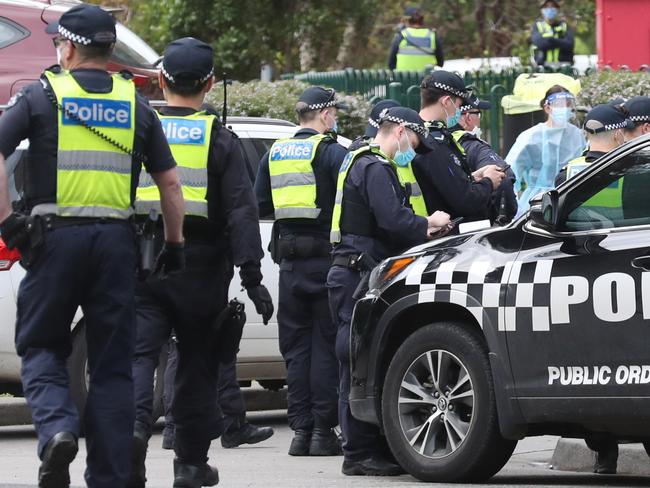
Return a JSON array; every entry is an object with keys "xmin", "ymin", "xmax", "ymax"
[
  {"xmin": 348, "ymin": 99, "xmax": 428, "ymax": 218},
  {"xmin": 255, "ymin": 86, "xmax": 348, "ymax": 457},
  {"xmin": 388, "ymin": 7, "xmax": 443, "ymax": 71},
  {"xmin": 531, "ymin": 0, "xmax": 574, "ymax": 67},
  {"xmin": 450, "ymin": 94, "xmax": 518, "ymax": 224},
  {"xmin": 623, "ymin": 96, "xmax": 650, "ymax": 142},
  {"xmin": 0, "ymin": 5, "xmax": 185, "ymax": 487},
  {"xmin": 327, "ymin": 107, "xmax": 451, "ymax": 476},
  {"xmin": 130, "ymin": 38, "xmax": 273, "ymax": 487}
]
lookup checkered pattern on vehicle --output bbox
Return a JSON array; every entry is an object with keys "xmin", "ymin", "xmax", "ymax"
[{"xmin": 406, "ymin": 258, "xmax": 554, "ymax": 332}]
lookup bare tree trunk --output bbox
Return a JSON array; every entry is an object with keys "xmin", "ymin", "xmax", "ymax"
[{"xmin": 335, "ymin": 20, "xmax": 357, "ymax": 69}]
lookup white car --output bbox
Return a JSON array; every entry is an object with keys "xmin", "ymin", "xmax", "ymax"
[{"xmin": 0, "ymin": 115, "xmax": 349, "ymax": 415}]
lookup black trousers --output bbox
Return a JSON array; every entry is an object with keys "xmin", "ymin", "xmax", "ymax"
[
  {"xmin": 277, "ymin": 256, "xmax": 339, "ymax": 432},
  {"xmin": 134, "ymin": 244, "xmax": 226, "ymax": 464},
  {"xmin": 16, "ymin": 223, "xmax": 136, "ymax": 488}
]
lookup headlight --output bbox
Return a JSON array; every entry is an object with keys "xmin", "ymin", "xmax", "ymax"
[{"xmin": 368, "ymin": 255, "xmax": 419, "ymax": 290}]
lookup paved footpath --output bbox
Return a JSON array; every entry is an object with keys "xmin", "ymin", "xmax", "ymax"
[{"xmin": 0, "ymin": 410, "xmax": 648, "ymax": 487}]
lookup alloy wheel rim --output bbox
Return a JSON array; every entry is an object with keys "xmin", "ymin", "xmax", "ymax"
[{"xmin": 397, "ymin": 349, "xmax": 475, "ymax": 459}]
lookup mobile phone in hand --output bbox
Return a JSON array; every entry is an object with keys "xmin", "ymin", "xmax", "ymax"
[
  {"xmin": 450, "ymin": 216, "xmax": 464, "ymax": 227},
  {"xmin": 499, "ymin": 164, "xmax": 511, "ymax": 173}
]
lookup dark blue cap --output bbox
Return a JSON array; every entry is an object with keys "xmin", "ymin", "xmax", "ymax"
[
  {"xmin": 461, "ymin": 93, "xmax": 491, "ymax": 112},
  {"xmin": 162, "ymin": 37, "xmax": 214, "ymax": 84},
  {"xmin": 297, "ymin": 86, "xmax": 347, "ymax": 112},
  {"xmin": 584, "ymin": 104, "xmax": 634, "ymax": 134},
  {"xmin": 378, "ymin": 106, "xmax": 429, "ymax": 145},
  {"xmin": 404, "ymin": 6, "xmax": 423, "ymax": 17},
  {"xmin": 421, "ymin": 70, "xmax": 471, "ymax": 99},
  {"xmin": 624, "ymin": 96, "xmax": 650, "ymax": 124},
  {"xmin": 365, "ymin": 99, "xmax": 401, "ymax": 138},
  {"xmin": 46, "ymin": 4, "xmax": 116, "ymax": 46}
]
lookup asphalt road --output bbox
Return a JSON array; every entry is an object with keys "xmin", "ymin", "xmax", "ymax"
[{"xmin": 0, "ymin": 410, "xmax": 648, "ymax": 488}]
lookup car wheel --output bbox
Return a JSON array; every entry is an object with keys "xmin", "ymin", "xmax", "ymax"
[
  {"xmin": 258, "ymin": 380, "xmax": 286, "ymax": 391},
  {"xmin": 68, "ymin": 321, "xmax": 168, "ymax": 435},
  {"xmin": 381, "ymin": 322, "xmax": 517, "ymax": 482}
]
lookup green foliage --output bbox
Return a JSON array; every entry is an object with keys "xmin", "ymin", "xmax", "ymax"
[
  {"xmin": 577, "ymin": 71, "xmax": 650, "ymax": 108},
  {"xmin": 205, "ymin": 80, "xmax": 371, "ymax": 138}
]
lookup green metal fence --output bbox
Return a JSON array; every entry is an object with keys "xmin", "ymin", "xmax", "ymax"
[{"xmin": 291, "ymin": 65, "xmax": 580, "ymax": 152}]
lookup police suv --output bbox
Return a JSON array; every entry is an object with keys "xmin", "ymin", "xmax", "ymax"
[{"xmin": 349, "ymin": 133, "xmax": 650, "ymax": 482}]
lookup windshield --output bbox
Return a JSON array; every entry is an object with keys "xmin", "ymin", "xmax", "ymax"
[{"xmin": 112, "ymin": 23, "xmax": 159, "ymax": 69}]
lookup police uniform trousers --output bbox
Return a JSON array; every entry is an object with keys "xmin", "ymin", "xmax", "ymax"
[
  {"xmin": 327, "ymin": 264, "xmax": 380, "ymax": 461},
  {"xmin": 160, "ymin": 341, "xmax": 247, "ymax": 437},
  {"xmin": 278, "ymin": 256, "xmax": 338, "ymax": 432},
  {"xmin": 133, "ymin": 243, "xmax": 226, "ymax": 464},
  {"xmin": 133, "ymin": 261, "xmax": 245, "ymax": 437},
  {"xmin": 15, "ymin": 222, "xmax": 136, "ymax": 488}
]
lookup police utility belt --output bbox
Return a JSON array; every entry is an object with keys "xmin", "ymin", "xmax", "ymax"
[
  {"xmin": 332, "ymin": 253, "xmax": 377, "ymax": 272},
  {"xmin": 276, "ymin": 234, "xmax": 332, "ymax": 261}
]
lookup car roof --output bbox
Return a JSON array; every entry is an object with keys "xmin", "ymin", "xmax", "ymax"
[{"xmin": 0, "ymin": 0, "xmax": 79, "ymax": 11}]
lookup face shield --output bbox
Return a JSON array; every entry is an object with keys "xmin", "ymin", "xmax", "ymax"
[{"xmin": 546, "ymin": 92, "xmax": 576, "ymax": 127}]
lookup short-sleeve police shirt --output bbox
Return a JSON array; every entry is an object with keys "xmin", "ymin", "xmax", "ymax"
[{"xmin": 0, "ymin": 67, "xmax": 175, "ymax": 210}]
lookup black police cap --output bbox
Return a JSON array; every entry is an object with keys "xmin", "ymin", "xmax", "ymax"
[
  {"xmin": 624, "ymin": 96, "xmax": 650, "ymax": 125},
  {"xmin": 365, "ymin": 99, "xmax": 401, "ymax": 138},
  {"xmin": 161, "ymin": 37, "xmax": 214, "ymax": 84},
  {"xmin": 46, "ymin": 4, "xmax": 116, "ymax": 46},
  {"xmin": 378, "ymin": 106, "xmax": 429, "ymax": 147},
  {"xmin": 404, "ymin": 6, "xmax": 423, "ymax": 17},
  {"xmin": 460, "ymin": 93, "xmax": 491, "ymax": 113},
  {"xmin": 297, "ymin": 86, "xmax": 347, "ymax": 112},
  {"xmin": 421, "ymin": 70, "xmax": 471, "ymax": 99},
  {"xmin": 583, "ymin": 104, "xmax": 634, "ymax": 134}
]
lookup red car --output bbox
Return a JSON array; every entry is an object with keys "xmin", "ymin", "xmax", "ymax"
[{"xmin": 0, "ymin": 0, "xmax": 162, "ymax": 104}]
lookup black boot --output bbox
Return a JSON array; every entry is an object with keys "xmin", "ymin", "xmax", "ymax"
[
  {"xmin": 221, "ymin": 422, "xmax": 274, "ymax": 448},
  {"xmin": 594, "ymin": 443, "xmax": 618, "ymax": 474},
  {"xmin": 173, "ymin": 459, "xmax": 219, "ymax": 488},
  {"xmin": 288, "ymin": 429, "xmax": 311, "ymax": 456},
  {"xmin": 38, "ymin": 432, "xmax": 78, "ymax": 488},
  {"xmin": 127, "ymin": 421, "xmax": 150, "ymax": 488},
  {"xmin": 342, "ymin": 455, "xmax": 403, "ymax": 476},
  {"xmin": 309, "ymin": 428, "xmax": 341, "ymax": 456}
]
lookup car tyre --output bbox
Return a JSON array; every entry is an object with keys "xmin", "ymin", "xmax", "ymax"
[
  {"xmin": 381, "ymin": 321, "xmax": 516, "ymax": 482},
  {"xmin": 68, "ymin": 320, "xmax": 168, "ymax": 435}
]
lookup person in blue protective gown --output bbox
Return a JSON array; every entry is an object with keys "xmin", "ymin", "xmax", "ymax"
[{"xmin": 506, "ymin": 85, "xmax": 586, "ymax": 215}]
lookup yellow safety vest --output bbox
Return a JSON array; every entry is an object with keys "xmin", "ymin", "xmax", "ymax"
[
  {"xmin": 45, "ymin": 69, "xmax": 136, "ymax": 219},
  {"xmin": 136, "ymin": 111, "xmax": 214, "ymax": 218},
  {"xmin": 535, "ymin": 21, "xmax": 568, "ymax": 64},
  {"xmin": 565, "ymin": 156, "xmax": 623, "ymax": 209},
  {"xmin": 451, "ymin": 130, "xmax": 469, "ymax": 156},
  {"xmin": 331, "ymin": 146, "xmax": 416, "ymax": 243},
  {"xmin": 268, "ymin": 134, "xmax": 327, "ymax": 220},
  {"xmin": 396, "ymin": 27, "xmax": 437, "ymax": 71}
]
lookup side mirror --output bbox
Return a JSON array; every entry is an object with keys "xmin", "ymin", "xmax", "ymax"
[{"xmin": 529, "ymin": 190, "xmax": 559, "ymax": 230}]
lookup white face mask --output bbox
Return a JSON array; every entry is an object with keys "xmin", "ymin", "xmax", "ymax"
[{"xmin": 469, "ymin": 126, "xmax": 483, "ymax": 139}]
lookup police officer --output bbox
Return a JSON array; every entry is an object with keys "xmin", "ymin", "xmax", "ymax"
[
  {"xmin": 327, "ymin": 107, "xmax": 451, "ymax": 476},
  {"xmin": 531, "ymin": 1, "xmax": 574, "ymax": 67},
  {"xmin": 348, "ymin": 99, "xmax": 401, "ymax": 151},
  {"xmin": 0, "ymin": 5, "xmax": 185, "ymax": 487},
  {"xmin": 452, "ymin": 94, "xmax": 518, "ymax": 224},
  {"xmin": 413, "ymin": 71, "xmax": 505, "ymax": 223},
  {"xmin": 388, "ymin": 7, "xmax": 443, "ymax": 71},
  {"xmin": 623, "ymin": 96, "xmax": 650, "ymax": 142},
  {"xmin": 255, "ymin": 87, "xmax": 347, "ymax": 456},
  {"xmin": 556, "ymin": 104, "xmax": 632, "ymax": 185},
  {"xmin": 130, "ymin": 38, "xmax": 274, "ymax": 487}
]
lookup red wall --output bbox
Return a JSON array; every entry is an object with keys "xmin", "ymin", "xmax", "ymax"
[{"xmin": 597, "ymin": 0, "xmax": 650, "ymax": 70}]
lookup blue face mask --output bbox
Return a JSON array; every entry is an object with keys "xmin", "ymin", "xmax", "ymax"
[
  {"xmin": 394, "ymin": 133, "xmax": 416, "ymax": 167},
  {"xmin": 542, "ymin": 7, "xmax": 558, "ymax": 20},
  {"xmin": 444, "ymin": 100, "xmax": 462, "ymax": 128},
  {"xmin": 551, "ymin": 107, "xmax": 572, "ymax": 126},
  {"xmin": 327, "ymin": 112, "xmax": 338, "ymax": 133}
]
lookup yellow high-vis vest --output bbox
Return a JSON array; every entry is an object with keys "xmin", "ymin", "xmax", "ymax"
[
  {"xmin": 45, "ymin": 70, "xmax": 136, "ymax": 219},
  {"xmin": 331, "ymin": 145, "xmax": 420, "ymax": 243},
  {"xmin": 268, "ymin": 134, "xmax": 327, "ymax": 220},
  {"xmin": 136, "ymin": 111, "xmax": 214, "ymax": 218},
  {"xmin": 535, "ymin": 21, "xmax": 568, "ymax": 64},
  {"xmin": 565, "ymin": 155, "xmax": 623, "ymax": 210},
  {"xmin": 396, "ymin": 27, "xmax": 437, "ymax": 71}
]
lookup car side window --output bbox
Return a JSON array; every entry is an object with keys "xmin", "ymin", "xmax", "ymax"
[
  {"xmin": 0, "ymin": 18, "xmax": 29, "ymax": 49},
  {"xmin": 560, "ymin": 146, "xmax": 650, "ymax": 232},
  {"xmin": 240, "ymin": 138, "xmax": 277, "ymax": 181}
]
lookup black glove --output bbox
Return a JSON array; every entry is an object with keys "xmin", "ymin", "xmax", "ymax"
[
  {"xmin": 0, "ymin": 213, "xmax": 29, "ymax": 250},
  {"xmin": 246, "ymin": 285, "xmax": 274, "ymax": 325},
  {"xmin": 153, "ymin": 241, "xmax": 185, "ymax": 279}
]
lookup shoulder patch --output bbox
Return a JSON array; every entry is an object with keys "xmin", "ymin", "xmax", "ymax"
[{"xmin": 6, "ymin": 91, "xmax": 23, "ymax": 109}]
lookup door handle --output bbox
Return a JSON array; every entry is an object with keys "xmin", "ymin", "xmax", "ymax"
[{"xmin": 631, "ymin": 255, "xmax": 650, "ymax": 271}]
